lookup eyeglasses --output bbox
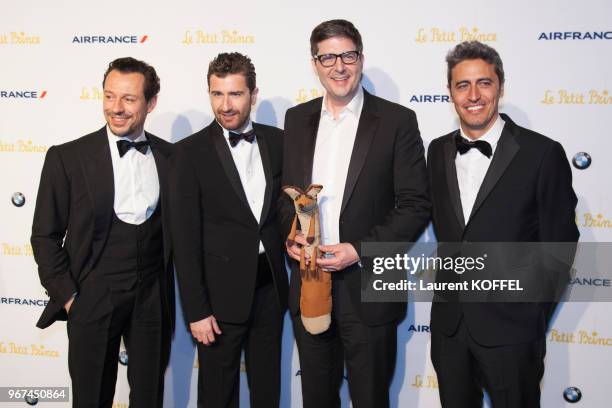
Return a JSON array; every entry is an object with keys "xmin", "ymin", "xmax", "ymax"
[{"xmin": 313, "ymin": 50, "xmax": 361, "ymax": 67}]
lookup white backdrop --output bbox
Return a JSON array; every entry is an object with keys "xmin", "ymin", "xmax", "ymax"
[{"xmin": 1, "ymin": 0, "xmax": 611, "ymax": 406}]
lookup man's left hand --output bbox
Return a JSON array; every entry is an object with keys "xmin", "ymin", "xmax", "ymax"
[{"xmin": 316, "ymin": 243, "xmax": 359, "ymax": 271}]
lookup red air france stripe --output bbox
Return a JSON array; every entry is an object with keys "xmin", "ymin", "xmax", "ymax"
[
  {"xmin": 140, "ymin": 35, "xmax": 148, "ymax": 43},
  {"xmin": 40, "ymin": 91, "xmax": 47, "ymax": 98}
]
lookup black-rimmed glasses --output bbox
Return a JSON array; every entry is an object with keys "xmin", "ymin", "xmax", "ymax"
[{"xmin": 313, "ymin": 51, "xmax": 361, "ymax": 67}]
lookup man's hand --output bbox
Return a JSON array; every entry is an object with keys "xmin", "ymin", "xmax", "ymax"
[
  {"xmin": 286, "ymin": 231, "xmax": 309, "ymax": 263},
  {"xmin": 317, "ymin": 243, "xmax": 360, "ymax": 271},
  {"xmin": 64, "ymin": 297, "xmax": 74, "ymax": 314},
  {"xmin": 190, "ymin": 315, "xmax": 222, "ymax": 346}
]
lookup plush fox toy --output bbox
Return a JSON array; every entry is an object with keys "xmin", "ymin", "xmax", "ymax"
[{"xmin": 283, "ymin": 184, "xmax": 331, "ymax": 335}]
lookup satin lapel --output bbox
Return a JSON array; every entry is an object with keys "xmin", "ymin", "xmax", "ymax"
[
  {"xmin": 443, "ymin": 131, "xmax": 466, "ymax": 229},
  {"xmin": 80, "ymin": 127, "xmax": 113, "ymax": 276},
  {"xmin": 468, "ymin": 126, "xmax": 520, "ymax": 223},
  {"xmin": 254, "ymin": 123, "xmax": 272, "ymax": 228},
  {"xmin": 210, "ymin": 123, "xmax": 252, "ymax": 214},
  {"xmin": 148, "ymin": 134, "xmax": 172, "ymax": 265},
  {"xmin": 303, "ymin": 100, "xmax": 322, "ymax": 186},
  {"xmin": 340, "ymin": 92, "xmax": 379, "ymax": 215}
]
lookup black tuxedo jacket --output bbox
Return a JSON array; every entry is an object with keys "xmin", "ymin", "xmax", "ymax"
[
  {"xmin": 170, "ymin": 121, "xmax": 288, "ymax": 324},
  {"xmin": 31, "ymin": 127, "xmax": 175, "ymax": 331},
  {"xmin": 428, "ymin": 113, "xmax": 579, "ymax": 346},
  {"xmin": 279, "ymin": 89, "xmax": 431, "ymax": 326}
]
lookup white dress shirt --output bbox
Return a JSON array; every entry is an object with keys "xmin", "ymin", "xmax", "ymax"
[
  {"xmin": 220, "ymin": 120, "xmax": 266, "ymax": 254},
  {"xmin": 312, "ymin": 87, "xmax": 364, "ymax": 245},
  {"xmin": 455, "ymin": 115, "xmax": 505, "ymax": 222},
  {"xmin": 107, "ymin": 126, "xmax": 160, "ymax": 225}
]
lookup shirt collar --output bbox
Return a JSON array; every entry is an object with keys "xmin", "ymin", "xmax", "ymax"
[
  {"xmin": 459, "ymin": 114, "xmax": 505, "ymax": 147},
  {"xmin": 321, "ymin": 86, "xmax": 364, "ymax": 119},
  {"xmin": 219, "ymin": 118, "xmax": 253, "ymax": 140}
]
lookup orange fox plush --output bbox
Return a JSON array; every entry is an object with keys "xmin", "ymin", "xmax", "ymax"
[{"xmin": 283, "ymin": 184, "xmax": 331, "ymax": 335}]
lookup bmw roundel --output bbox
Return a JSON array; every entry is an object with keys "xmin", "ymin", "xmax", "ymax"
[
  {"xmin": 572, "ymin": 152, "xmax": 591, "ymax": 170},
  {"xmin": 11, "ymin": 192, "xmax": 25, "ymax": 207},
  {"xmin": 119, "ymin": 350, "xmax": 129, "ymax": 366},
  {"xmin": 563, "ymin": 386, "xmax": 582, "ymax": 403}
]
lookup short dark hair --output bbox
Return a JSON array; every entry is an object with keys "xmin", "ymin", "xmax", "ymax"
[
  {"xmin": 102, "ymin": 57, "xmax": 160, "ymax": 102},
  {"xmin": 446, "ymin": 41, "xmax": 505, "ymax": 86},
  {"xmin": 310, "ymin": 19, "xmax": 363, "ymax": 56},
  {"xmin": 207, "ymin": 52, "xmax": 256, "ymax": 93}
]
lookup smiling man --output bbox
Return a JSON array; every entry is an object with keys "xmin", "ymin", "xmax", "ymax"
[
  {"xmin": 279, "ymin": 19, "xmax": 430, "ymax": 408},
  {"xmin": 31, "ymin": 57, "xmax": 175, "ymax": 407},
  {"xmin": 170, "ymin": 52, "xmax": 288, "ymax": 407},
  {"xmin": 427, "ymin": 41, "xmax": 579, "ymax": 407}
]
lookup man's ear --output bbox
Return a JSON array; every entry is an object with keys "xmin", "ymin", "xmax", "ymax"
[
  {"xmin": 306, "ymin": 184, "xmax": 323, "ymax": 197},
  {"xmin": 146, "ymin": 94, "xmax": 158, "ymax": 113},
  {"xmin": 250, "ymin": 87, "xmax": 259, "ymax": 106},
  {"xmin": 283, "ymin": 186, "xmax": 302, "ymax": 200}
]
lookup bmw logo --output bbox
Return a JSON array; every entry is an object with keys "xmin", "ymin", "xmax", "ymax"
[
  {"xmin": 11, "ymin": 192, "xmax": 25, "ymax": 207},
  {"xmin": 118, "ymin": 350, "xmax": 129, "ymax": 366},
  {"xmin": 25, "ymin": 395, "xmax": 38, "ymax": 405},
  {"xmin": 563, "ymin": 386, "xmax": 582, "ymax": 403},
  {"xmin": 572, "ymin": 152, "xmax": 591, "ymax": 170}
]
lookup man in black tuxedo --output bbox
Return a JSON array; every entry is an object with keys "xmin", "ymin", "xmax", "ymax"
[
  {"xmin": 279, "ymin": 20, "xmax": 430, "ymax": 408},
  {"xmin": 428, "ymin": 41, "xmax": 579, "ymax": 407},
  {"xmin": 31, "ymin": 57, "xmax": 174, "ymax": 407},
  {"xmin": 170, "ymin": 52, "xmax": 288, "ymax": 408}
]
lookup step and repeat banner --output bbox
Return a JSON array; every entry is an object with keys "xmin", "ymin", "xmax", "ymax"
[{"xmin": 1, "ymin": 0, "xmax": 611, "ymax": 406}]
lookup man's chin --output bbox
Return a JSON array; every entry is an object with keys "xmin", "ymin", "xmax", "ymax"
[
  {"xmin": 108, "ymin": 125, "xmax": 133, "ymax": 138},
  {"xmin": 218, "ymin": 119, "xmax": 241, "ymax": 131}
]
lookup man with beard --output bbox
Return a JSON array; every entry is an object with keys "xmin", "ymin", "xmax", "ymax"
[
  {"xmin": 170, "ymin": 52, "xmax": 288, "ymax": 407},
  {"xmin": 31, "ymin": 57, "xmax": 174, "ymax": 407}
]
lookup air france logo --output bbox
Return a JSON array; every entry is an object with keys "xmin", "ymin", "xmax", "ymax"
[
  {"xmin": 572, "ymin": 152, "xmax": 591, "ymax": 170},
  {"xmin": 539, "ymin": 31, "xmax": 612, "ymax": 40},
  {"xmin": 72, "ymin": 35, "xmax": 149, "ymax": 44},
  {"xmin": 410, "ymin": 95, "xmax": 450, "ymax": 103},
  {"xmin": 0, "ymin": 90, "xmax": 46, "ymax": 99},
  {"xmin": 563, "ymin": 386, "xmax": 582, "ymax": 403}
]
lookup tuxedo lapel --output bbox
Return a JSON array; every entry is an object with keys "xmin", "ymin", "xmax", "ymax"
[
  {"xmin": 468, "ymin": 120, "xmax": 520, "ymax": 223},
  {"xmin": 254, "ymin": 123, "xmax": 272, "ymax": 227},
  {"xmin": 443, "ymin": 131, "xmax": 466, "ymax": 229},
  {"xmin": 80, "ymin": 127, "xmax": 113, "ymax": 278},
  {"xmin": 148, "ymin": 133, "xmax": 172, "ymax": 264},
  {"xmin": 303, "ymin": 99, "xmax": 322, "ymax": 186},
  {"xmin": 340, "ymin": 90, "xmax": 379, "ymax": 215},
  {"xmin": 210, "ymin": 122, "xmax": 254, "ymax": 219}
]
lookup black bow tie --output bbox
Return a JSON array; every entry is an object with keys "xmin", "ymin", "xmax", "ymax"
[
  {"xmin": 228, "ymin": 129, "xmax": 256, "ymax": 147},
  {"xmin": 116, "ymin": 139, "xmax": 150, "ymax": 157},
  {"xmin": 455, "ymin": 133, "xmax": 492, "ymax": 158}
]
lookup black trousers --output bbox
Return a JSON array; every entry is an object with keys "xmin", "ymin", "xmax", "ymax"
[
  {"xmin": 431, "ymin": 317, "xmax": 545, "ymax": 408},
  {"xmin": 196, "ymin": 283, "xmax": 283, "ymax": 408},
  {"xmin": 293, "ymin": 277, "xmax": 398, "ymax": 408},
  {"xmin": 67, "ymin": 277, "xmax": 163, "ymax": 408}
]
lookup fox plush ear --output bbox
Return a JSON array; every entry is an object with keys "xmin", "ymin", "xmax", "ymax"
[
  {"xmin": 306, "ymin": 184, "xmax": 323, "ymax": 197},
  {"xmin": 283, "ymin": 186, "xmax": 302, "ymax": 200}
]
